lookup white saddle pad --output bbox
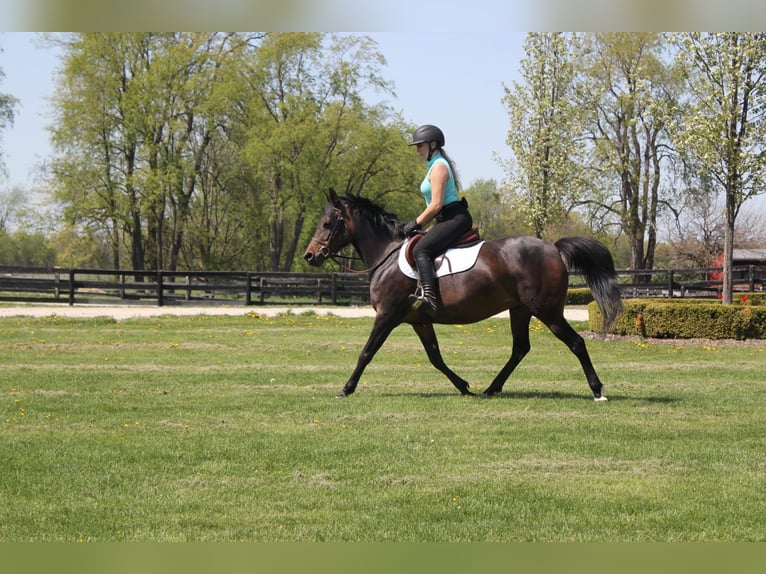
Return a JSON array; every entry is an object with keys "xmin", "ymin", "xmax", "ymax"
[{"xmin": 398, "ymin": 239, "xmax": 485, "ymax": 280}]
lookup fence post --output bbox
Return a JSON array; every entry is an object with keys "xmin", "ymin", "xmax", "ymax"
[
  {"xmin": 748, "ymin": 265, "xmax": 755, "ymax": 292},
  {"xmin": 667, "ymin": 270, "xmax": 674, "ymax": 298},
  {"xmin": 68, "ymin": 269, "xmax": 75, "ymax": 306},
  {"xmin": 245, "ymin": 273, "xmax": 252, "ymax": 305},
  {"xmin": 157, "ymin": 271, "xmax": 164, "ymax": 307}
]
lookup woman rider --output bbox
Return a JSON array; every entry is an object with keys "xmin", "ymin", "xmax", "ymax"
[{"xmin": 399, "ymin": 124, "xmax": 473, "ymax": 317}]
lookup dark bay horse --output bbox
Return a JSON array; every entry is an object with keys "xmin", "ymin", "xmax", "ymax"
[{"xmin": 303, "ymin": 190, "xmax": 623, "ymax": 401}]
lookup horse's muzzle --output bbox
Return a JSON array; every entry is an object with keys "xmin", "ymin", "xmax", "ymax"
[
  {"xmin": 303, "ymin": 250, "xmax": 322, "ymax": 266},
  {"xmin": 304, "ymin": 245, "xmax": 329, "ymax": 266}
]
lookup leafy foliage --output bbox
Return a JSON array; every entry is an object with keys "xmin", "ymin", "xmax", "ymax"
[
  {"xmin": 502, "ymin": 33, "xmax": 585, "ymax": 238},
  {"xmin": 671, "ymin": 33, "xmax": 766, "ymax": 303},
  {"xmin": 47, "ymin": 33, "xmax": 421, "ymax": 273}
]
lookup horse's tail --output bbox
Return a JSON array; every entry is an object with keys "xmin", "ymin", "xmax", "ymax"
[{"xmin": 555, "ymin": 236, "xmax": 623, "ymax": 333}]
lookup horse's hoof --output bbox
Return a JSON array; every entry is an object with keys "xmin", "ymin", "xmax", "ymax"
[
  {"xmin": 594, "ymin": 395, "xmax": 608, "ymax": 402},
  {"xmin": 336, "ymin": 391, "xmax": 348, "ymax": 398}
]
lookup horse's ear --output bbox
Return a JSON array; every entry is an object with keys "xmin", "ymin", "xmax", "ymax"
[{"xmin": 327, "ymin": 188, "xmax": 340, "ymax": 205}]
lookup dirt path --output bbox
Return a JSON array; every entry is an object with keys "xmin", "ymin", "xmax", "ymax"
[{"xmin": 0, "ymin": 303, "xmax": 590, "ymax": 321}]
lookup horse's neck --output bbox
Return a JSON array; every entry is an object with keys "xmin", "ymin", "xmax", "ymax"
[{"xmin": 352, "ymin": 222, "xmax": 399, "ymax": 270}]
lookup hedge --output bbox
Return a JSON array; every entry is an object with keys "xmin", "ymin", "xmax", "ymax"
[
  {"xmin": 566, "ymin": 287, "xmax": 594, "ymax": 305},
  {"xmin": 587, "ymin": 295, "xmax": 766, "ymax": 340}
]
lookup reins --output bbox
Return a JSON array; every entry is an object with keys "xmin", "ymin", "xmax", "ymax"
[
  {"xmin": 330, "ymin": 253, "xmax": 366, "ymax": 273},
  {"xmin": 330, "ymin": 241, "xmax": 403, "ymax": 277}
]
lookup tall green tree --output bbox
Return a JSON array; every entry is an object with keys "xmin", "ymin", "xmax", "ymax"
[
  {"xmin": 48, "ymin": 32, "xmax": 418, "ymax": 273},
  {"xmin": 51, "ymin": 33, "xmax": 151, "ymax": 271},
  {"xmin": 502, "ymin": 33, "xmax": 585, "ymax": 238},
  {"xmin": 671, "ymin": 32, "xmax": 766, "ymax": 304},
  {"xmin": 462, "ymin": 178, "xmax": 529, "ymax": 239},
  {"xmin": 233, "ymin": 33, "xmax": 409, "ymax": 272},
  {"xmin": 573, "ymin": 33, "xmax": 679, "ymax": 272},
  {"xmin": 50, "ymin": 33, "xmax": 251, "ymax": 272},
  {"xmin": 177, "ymin": 136, "xmax": 254, "ymax": 270}
]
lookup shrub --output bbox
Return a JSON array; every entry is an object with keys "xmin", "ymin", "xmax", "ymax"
[
  {"xmin": 588, "ymin": 296, "xmax": 766, "ymax": 339},
  {"xmin": 566, "ymin": 287, "xmax": 593, "ymax": 305}
]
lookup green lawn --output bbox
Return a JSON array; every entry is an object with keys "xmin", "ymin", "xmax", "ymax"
[{"xmin": 1, "ymin": 311, "xmax": 764, "ymax": 541}]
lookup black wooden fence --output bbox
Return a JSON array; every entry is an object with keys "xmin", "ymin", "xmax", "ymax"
[
  {"xmin": 574, "ymin": 265, "xmax": 765, "ymax": 298},
  {"xmin": 0, "ymin": 266, "xmax": 370, "ymax": 306},
  {"xmin": 1, "ymin": 264, "xmax": 764, "ymax": 307}
]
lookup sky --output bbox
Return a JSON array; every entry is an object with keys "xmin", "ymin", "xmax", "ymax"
[{"xmin": 0, "ymin": 31, "xmax": 524, "ymax": 195}]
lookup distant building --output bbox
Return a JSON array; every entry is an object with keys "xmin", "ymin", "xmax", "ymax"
[
  {"xmin": 733, "ymin": 248, "xmax": 766, "ymax": 266},
  {"xmin": 732, "ymin": 249, "xmax": 766, "ymax": 288},
  {"xmin": 707, "ymin": 249, "xmax": 766, "ymax": 288}
]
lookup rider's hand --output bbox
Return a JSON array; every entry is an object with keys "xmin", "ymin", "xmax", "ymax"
[{"xmin": 399, "ymin": 220, "xmax": 422, "ymax": 238}]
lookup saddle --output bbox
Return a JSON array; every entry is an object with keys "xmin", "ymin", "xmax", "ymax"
[{"xmin": 404, "ymin": 226, "xmax": 481, "ymax": 269}]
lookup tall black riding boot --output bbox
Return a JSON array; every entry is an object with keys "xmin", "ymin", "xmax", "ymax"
[{"xmin": 409, "ymin": 252, "xmax": 440, "ymax": 317}]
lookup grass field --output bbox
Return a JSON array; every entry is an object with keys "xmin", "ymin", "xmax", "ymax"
[{"xmin": 1, "ymin": 310, "xmax": 764, "ymax": 541}]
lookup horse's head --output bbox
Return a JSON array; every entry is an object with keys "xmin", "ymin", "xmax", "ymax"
[{"xmin": 304, "ymin": 189, "xmax": 351, "ymax": 266}]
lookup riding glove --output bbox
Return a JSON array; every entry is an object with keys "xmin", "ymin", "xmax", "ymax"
[{"xmin": 400, "ymin": 220, "xmax": 422, "ymax": 238}]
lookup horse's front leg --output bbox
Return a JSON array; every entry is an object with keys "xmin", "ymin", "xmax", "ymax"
[
  {"xmin": 338, "ymin": 312, "xmax": 401, "ymax": 397},
  {"xmin": 411, "ymin": 322, "xmax": 473, "ymax": 396}
]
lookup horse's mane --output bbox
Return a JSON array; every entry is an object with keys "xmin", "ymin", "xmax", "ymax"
[{"xmin": 341, "ymin": 194, "xmax": 401, "ymax": 231}]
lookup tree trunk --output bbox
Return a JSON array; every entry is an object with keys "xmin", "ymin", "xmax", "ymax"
[{"xmin": 722, "ymin": 190, "xmax": 736, "ymax": 305}]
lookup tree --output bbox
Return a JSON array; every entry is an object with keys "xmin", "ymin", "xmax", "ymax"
[
  {"xmin": 462, "ymin": 178, "xmax": 530, "ymax": 239},
  {"xmin": 573, "ymin": 33, "xmax": 681, "ymax": 273},
  {"xmin": 0, "ymin": 186, "xmax": 26, "ymax": 232},
  {"xmin": 0, "ymin": 61, "xmax": 20, "ymax": 180},
  {"xmin": 662, "ymin": 173, "xmax": 725, "ymax": 269},
  {"xmin": 0, "ymin": 228, "xmax": 56, "ymax": 267},
  {"xmin": 50, "ymin": 33, "xmax": 150, "ymax": 271},
  {"xmin": 136, "ymin": 33, "xmax": 250, "ymax": 273},
  {"xmin": 233, "ymin": 33, "xmax": 410, "ymax": 272},
  {"xmin": 48, "ymin": 32, "xmax": 418, "ymax": 273},
  {"xmin": 671, "ymin": 33, "xmax": 766, "ymax": 304},
  {"xmin": 502, "ymin": 33, "xmax": 585, "ymax": 238},
  {"xmin": 49, "ymin": 33, "xmax": 251, "ymax": 272}
]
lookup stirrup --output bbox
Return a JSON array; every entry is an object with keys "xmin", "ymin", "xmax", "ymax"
[{"xmin": 409, "ymin": 285, "xmax": 425, "ymax": 310}]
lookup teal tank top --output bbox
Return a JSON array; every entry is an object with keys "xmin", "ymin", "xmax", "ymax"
[{"xmin": 420, "ymin": 154, "xmax": 460, "ymax": 207}]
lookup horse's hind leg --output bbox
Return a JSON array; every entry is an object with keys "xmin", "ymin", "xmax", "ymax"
[
  {"xmin": 482, "ymin": 307, "xmax": 532, "ymax": 396},
  {"xmin": 545, "ymin": 316, "xmax": 607, "ymax": 401},
  {"xmin": 411, "ymin": 322, "xmax": 473, "ymax": 395}
]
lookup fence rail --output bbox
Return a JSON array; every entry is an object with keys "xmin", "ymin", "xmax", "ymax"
[
  {"xmin": 569, "ymin": 265, "xmax": 766, "ymax": 298},
  {"xmin": 1, "ymin": 264, "xmax": 765, "ymax": 307},
  {"xmin": 0, "ymin": 266, "xmax": 370, "ymax": 307}
]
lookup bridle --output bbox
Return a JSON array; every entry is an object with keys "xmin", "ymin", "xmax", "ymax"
[
  {"xmin": 310, "ymin": 205, "xmax": 346, "ymax": 261},
  {"xmin": 310, "ymin": 204, "xmax": 403, "ymax": 277}
]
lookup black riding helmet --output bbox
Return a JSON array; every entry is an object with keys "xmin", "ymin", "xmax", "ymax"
[{"xmin": 409, "ymin": 124, "xmax": 445, "ymax": 148}]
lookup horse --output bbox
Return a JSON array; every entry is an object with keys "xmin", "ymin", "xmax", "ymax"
[{"xmin": 303, "ymin": 189, "xmax": 623, "ymax": 401}]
